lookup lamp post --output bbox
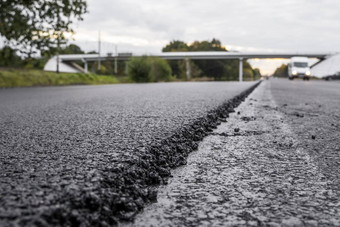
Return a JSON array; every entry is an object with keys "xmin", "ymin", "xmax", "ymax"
[
  {"xmin": 56, "ymin": 37, "xmax": 60, "ymax": 73},
  {"xmin": 97, "ymin": 31, "xmax": 101, "ymax": 72}
]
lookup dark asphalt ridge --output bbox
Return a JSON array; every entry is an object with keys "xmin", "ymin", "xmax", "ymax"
[{"xmin": 0, "ymin": 81, "xmax": 259, "ymax": 226}]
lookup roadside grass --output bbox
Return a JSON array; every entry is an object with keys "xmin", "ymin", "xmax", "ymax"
[
  {"xmin": 0, "ymin": 69, "xmax": 120, "ymax": 88},
  {"xmin": 0, "ymin": 68, "xmax": 262, "ymax": 88}
]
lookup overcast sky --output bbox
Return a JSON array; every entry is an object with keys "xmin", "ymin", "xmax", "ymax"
[{"xmin": 71, "ymin": 0, "xmax": 340, "ymax": 74}]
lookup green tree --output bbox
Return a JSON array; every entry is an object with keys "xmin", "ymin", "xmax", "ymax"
[
  {"xmin": 41, "ymin": 44, "xmax": 85, "ymax": 57},
  {"xmin": 188, "ymin": 39, "xmax": 228, "ymax": 79},
  {"xmin": 163, "ymin": 39, "xmax": 237, "ymax": 80},
  {"xmin": 273, "ymin": 64, "xmax": 288, "ymax": 77},
  {"xmin": 189, "ymin": 38, "xmax": 227, "ymax": 52},
  {"xmin": 0, "ymin": 46, "xmax": 23, "ymax": 67},
  {"xmin": 150, "ymin": 57, "xmax": 172, "ymax": 82},
  {"xmin": 253, "ymin": 68, "xmax": 262, "ymax": 80},
  {"xmin": 242, "ymin": 61, "xmax": 254, "ymax": 81},
  {"xmin": 222, "ymin": 59, "xmax": 239, "ymax": 81},
  {"xmin": 0, "ymin": 0, "xmax": 87, "ymax": 56},
  {"xmin": 60, "ymin": 44, "xmax": 85, "ymax": 55},
  {"xmin": 92, "ymin": 62, "xmax": 107, "ymax": 75},
  {"xmin": 162, "ymin": 40, "xmax": 189, "ymax": 52},
  {"xmin": 128, "ymin": 56, "xmax": 152, "ymax": 82},
  {"xmin": 178, "ymin": 60, "xmax": 202, "ymax": 79},
  {"xmin": 162, "ymin": 40, "xmax": 189, "ymax": 78},
  {"xmin": 162, "ymin": 39, "xmax": 258, "ymax": 81},
  {"xmin": 128, "ymin": 56, "xmax": 173, "ymax": 82}
]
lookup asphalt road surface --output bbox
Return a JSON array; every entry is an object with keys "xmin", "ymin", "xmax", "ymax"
[
  {"xmin": 0, "ymin": 81, "xmax": 258, "ymax": 226},
  {"xmin": 132, "ymin": 79, "xmax": 340, "ymax": 226}
]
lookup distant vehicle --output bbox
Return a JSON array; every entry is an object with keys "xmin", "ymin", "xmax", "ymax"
[
  {"xmin": 324, "ymin": 72, "xmax": 340, "ymax": 81},
  {"xmin": 288, "ymin": 57, "xmax": 311, "ymax": 80}
]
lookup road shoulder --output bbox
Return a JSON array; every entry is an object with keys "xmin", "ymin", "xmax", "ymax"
[{"xmin": 130, "ymin": 81, "xmax": 340, "ymax": 226}]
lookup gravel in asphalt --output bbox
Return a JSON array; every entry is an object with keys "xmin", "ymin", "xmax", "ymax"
[
  {"xmin": 0, "ymin": 81, "xmax": 258, "ymax": 226},
  {"xmin": 131, "ymin": 79, "xmax": 340, "ymax": 226}
]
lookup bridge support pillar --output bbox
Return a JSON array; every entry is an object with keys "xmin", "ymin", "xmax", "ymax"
[
  {"xmin": 82, "ymin": 59, "xmax": 88, "ymax": 73},
  {"xmin": 185, "ymin": 58, "xmax": 191, "ymax": 80},
  {"xmin": 239, "ymin": 58, "xmax": 243, "ymax": 82},
  {"xmin": 114, "ymin": 57, "xmax": 118, "ymax": 74},
  {"xmin": 125, "ymin": 61, "xmax": 129, "ymax": 75}
]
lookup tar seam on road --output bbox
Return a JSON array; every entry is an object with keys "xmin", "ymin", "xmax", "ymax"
[{"xmin": 84, "ymin": 81, "xmax": 261, "ymax": 224}]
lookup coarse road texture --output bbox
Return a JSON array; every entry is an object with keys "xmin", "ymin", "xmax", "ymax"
[
  {"xmin": 131, "ymin": 79, "xmax": 340, "ymax": 227},
  {"xmin": 0, "ymin": 81, "xmax": 258, "ymax": 226}
]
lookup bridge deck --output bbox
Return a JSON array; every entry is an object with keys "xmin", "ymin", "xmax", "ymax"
[{"xmin": 55, "ymin": 51, "xmax": 331, "ymax": 62}]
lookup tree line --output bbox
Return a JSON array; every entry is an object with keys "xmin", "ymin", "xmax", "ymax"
[
  {"xmin": 127, "ymin": 39, "xmax": 262, "ymax": 82},
  {"xmin": 273, "ymin": 64, "xmax": 288, "ymax": 77},
  {"xmin": 0, "ymin": 40, "xmax": 262, "ymax": 82},
  {"xmin": 162, "ymin": 39, "xmax": 261, "ymax": 81}
]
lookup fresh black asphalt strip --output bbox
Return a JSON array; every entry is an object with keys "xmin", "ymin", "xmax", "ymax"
[{"xmin": 0, "ymin": 82, "xmax": 259, "ymax": 226}]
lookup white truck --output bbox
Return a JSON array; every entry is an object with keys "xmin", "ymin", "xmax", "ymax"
[{"xmin": 288, "ymin": 57, "xmax": 311, "ymax": 80}]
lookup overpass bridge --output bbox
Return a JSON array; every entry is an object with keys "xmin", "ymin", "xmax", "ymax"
[{"xmin": 44, "ymin": 52, "xmax": 332, "ymax": 81}]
